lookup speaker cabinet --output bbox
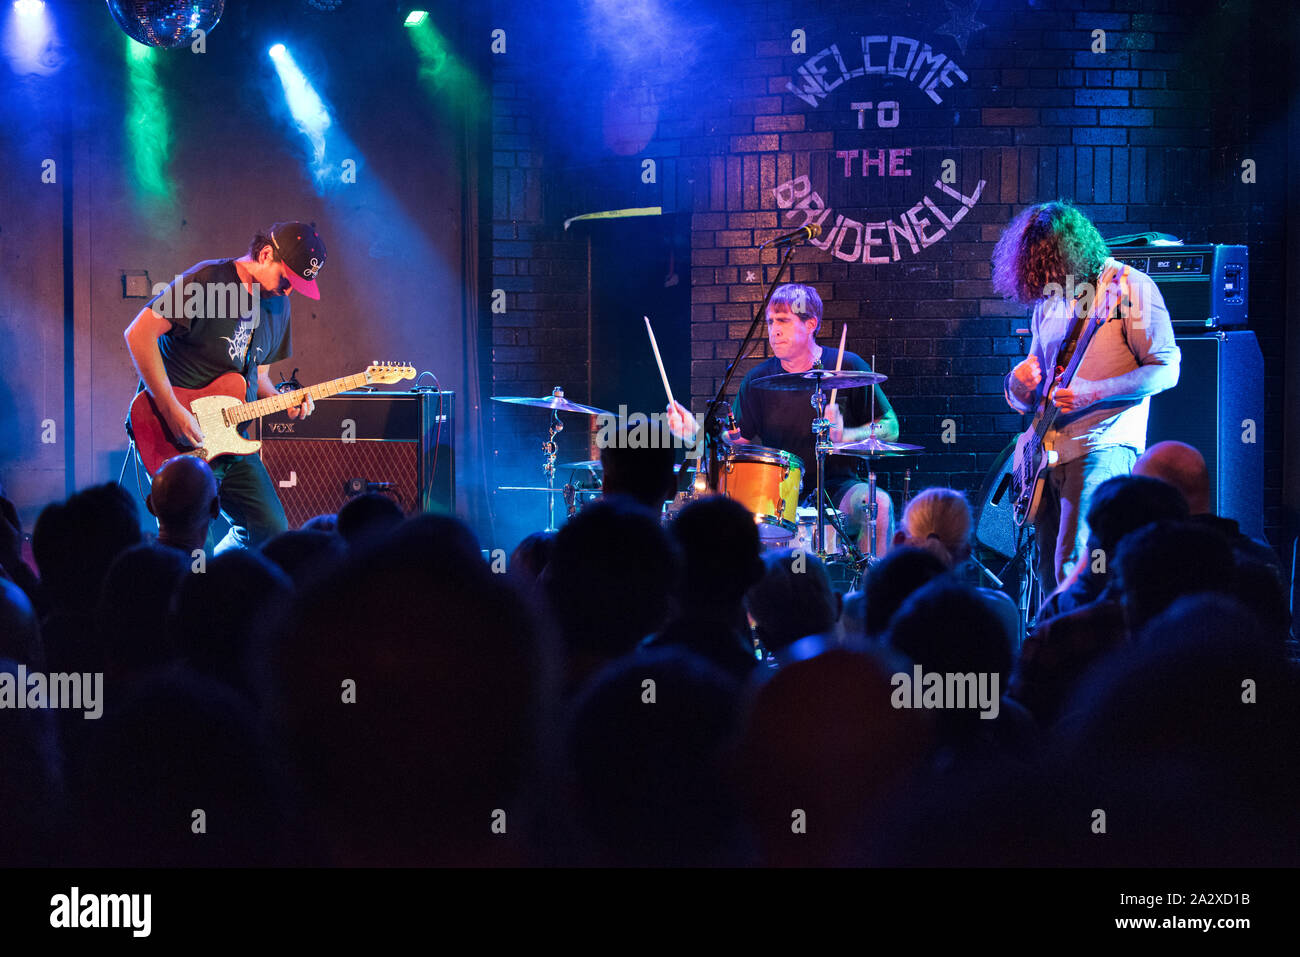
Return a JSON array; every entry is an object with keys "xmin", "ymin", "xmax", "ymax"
[
  {"xmin": 1146, "ymin": 331, "xmax": 1264, "ymax": 539},
  {"xmin": 257, "ymin": 391, "xmax": 454, "ymax": 529}
]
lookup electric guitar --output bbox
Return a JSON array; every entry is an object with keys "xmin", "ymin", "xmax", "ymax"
[
  {"xmin": 128, "ymin": 362, "xmax": 416, "ymax": 475},
  {"xmin": 1010, "ymin": 267, "xmax": 1125, "ymax": 526}
]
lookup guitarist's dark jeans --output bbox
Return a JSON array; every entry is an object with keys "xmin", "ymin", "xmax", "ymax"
[
  {"xmin": 205, "ymin": 452, "xmax": 289, "ymax": 554},
  {"xmin": 1032, "ymin": 445, "xmax": 1137, "ymax": 592}
]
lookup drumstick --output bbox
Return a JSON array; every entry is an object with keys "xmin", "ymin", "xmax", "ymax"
[
  {"xmin": 644, "ymin": 315, "xmax": 675, "ymax": 408},
  {"xmin": 828, "ymin": 323, "xmax": 848, "ymax": 408}
]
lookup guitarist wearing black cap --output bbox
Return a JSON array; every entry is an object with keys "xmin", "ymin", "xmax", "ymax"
[{"xmin": 124, "ymin": 221, "xmax": 327, "ymax": 552}]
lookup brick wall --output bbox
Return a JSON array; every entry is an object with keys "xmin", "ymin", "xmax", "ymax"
[{"xmin": 487, "ymin": 0, "xmax": 1290, "ymax": 548}]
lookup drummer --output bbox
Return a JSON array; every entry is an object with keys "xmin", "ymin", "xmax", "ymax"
[{"xmin": 667, "ymin": 283, "xmax": 899, "ymax": 556}]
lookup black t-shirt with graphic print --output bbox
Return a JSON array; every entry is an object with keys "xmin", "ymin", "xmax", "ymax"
[
  {"xmin": 733, "ymin": 350, "xmax": 894, "ymax": 503},
  {"xmin": 145, "ymin": 258, "xmax": 292, "ymax": 403}
]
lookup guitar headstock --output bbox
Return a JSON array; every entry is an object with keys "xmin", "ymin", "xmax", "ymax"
[{"xmin": 363, "ymin": 361, "xmax": 417, "ymax": 385}]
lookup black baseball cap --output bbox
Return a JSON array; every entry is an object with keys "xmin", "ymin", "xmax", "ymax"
[{"xmin": 269, "ymin": 222, "xmax": 327, "ymax": 299}]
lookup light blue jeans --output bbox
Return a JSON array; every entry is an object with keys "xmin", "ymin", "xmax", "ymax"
[{"xmin": 1032, "ymin": 445, "xmax": 1137, "ymax": 590}]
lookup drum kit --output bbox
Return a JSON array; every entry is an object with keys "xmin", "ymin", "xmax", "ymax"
[{"xmin": 492, "ymin": 364, "xmax": 925, "ymax": 588}]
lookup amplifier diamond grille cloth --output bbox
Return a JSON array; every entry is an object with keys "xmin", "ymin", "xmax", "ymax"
[{"xmin": 259, "ymin": 440, "xmax": 418, "ymax": 529}]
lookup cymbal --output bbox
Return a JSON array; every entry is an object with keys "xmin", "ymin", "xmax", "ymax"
[
  {"xmin": 754, "ymin": 369, "xmax": 886, "ymax": 391},
  {"xmin": 491, "ymin": 393, "xmax": 611, "ymax": 416},
  {"xmin": 831, "ymin": 437, "xmax": 925, "ymax": 456}
]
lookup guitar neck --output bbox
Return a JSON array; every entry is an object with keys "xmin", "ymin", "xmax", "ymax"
[
  {"xmin": 227, "ymin": 373, "xmax": 369, "ymax": 426},
  {"xmin": 1032, "ymin": 266, "xmax": 1125, "ymax": 434}
]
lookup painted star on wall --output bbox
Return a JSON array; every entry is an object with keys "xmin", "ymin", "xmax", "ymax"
[{"xmin": 937, "ymin": 0, "xmax": 987, "ymax": 56}]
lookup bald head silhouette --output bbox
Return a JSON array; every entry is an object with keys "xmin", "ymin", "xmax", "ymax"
[
  {"xmin": 147, "ymin": 455, "xmax": 219, "ymax": 552},
  {"xmin": 1133, "ymin": 441, "xmax": 1211, "ymax": 515}
]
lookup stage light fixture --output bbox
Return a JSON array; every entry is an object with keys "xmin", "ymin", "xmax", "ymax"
[
  {"xmin": 268, "ymin": 42, "xmax": 285, "ymax": 58},
  {"xmin": 404, "ymin": 10, "xmax": 428, "ymax": 27},
  {"xmin": 4, "ymin": 0, "xmax": 59, "ymax": 76}
]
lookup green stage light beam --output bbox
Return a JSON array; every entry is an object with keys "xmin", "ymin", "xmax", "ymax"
[
  {"xmin": 407, "ymin": 16, "xmax": 484, "ymax": 117},
  {"xmin": 124, "ymin": 38, "xmax": 175, "ymax": 210}
]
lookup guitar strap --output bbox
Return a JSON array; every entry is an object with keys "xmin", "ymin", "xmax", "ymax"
[
  {"xmin": 1050, "ymin": 303, "xmax": 1090, "ymax": 375},
  {"xmin": 1046, "ymin": 262, "xmax": 1125, "ymax": 385}
]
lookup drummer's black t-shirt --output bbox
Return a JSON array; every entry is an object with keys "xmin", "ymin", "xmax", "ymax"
[{"xmin": 733, "ymin": 350, "xmax": 893, "ymax": 503}]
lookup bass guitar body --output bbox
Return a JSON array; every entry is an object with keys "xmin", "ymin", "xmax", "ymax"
[
  {"xmin": 1009, "ymin": 421, "xmax": 1057, "ymax": 527},
  {"xmin": 129, "ymin": 371, "xmax": 260, "ymax": 476}
]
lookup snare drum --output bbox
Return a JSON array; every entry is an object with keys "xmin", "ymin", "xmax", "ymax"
[
  {"xmin": 717, "ymin": 445, "xmax": 803, "ymax": 541},
  {"xmin": 792, "ymin": 506, "xmax": 843, "ymax": 556}
]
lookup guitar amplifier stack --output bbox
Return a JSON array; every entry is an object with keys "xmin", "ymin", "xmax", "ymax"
[
  {"xmin": 257, "ymin": 391, "xmax": 454, "ymax": 529},
  {"xmin": 1109, "ymin": 243, "xmax": 1247, "ymax": 331}
]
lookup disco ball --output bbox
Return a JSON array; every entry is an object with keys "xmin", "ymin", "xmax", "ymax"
[{"xmin": 105, "ymin": 1, "xmax": 225, "ymax": 50}]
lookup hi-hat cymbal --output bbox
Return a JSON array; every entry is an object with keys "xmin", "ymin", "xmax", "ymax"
[
  {"xmin": 831, "ymin": 437, "xmax": 925, "ymax": 456},
  {"xmin": 491, "ymin": 393, "xmax": 611, "ymax": 416},
  {"xmin": 754, "ymin": 369, "xmax": 886, "ymax": 391}
]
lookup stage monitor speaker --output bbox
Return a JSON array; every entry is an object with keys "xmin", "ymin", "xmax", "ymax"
[
  {"xmin": 257, "ymin": 391, "xmax": 454, "ymax": 529},
  {"xmin": 1146, "ymin": 331, "xmax": 1263, "ymax": 539}
]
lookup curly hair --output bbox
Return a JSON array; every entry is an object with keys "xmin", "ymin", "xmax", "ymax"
[{"xmin": 991, "ymin": 201, "xmax": 1111, "ymax": 306}]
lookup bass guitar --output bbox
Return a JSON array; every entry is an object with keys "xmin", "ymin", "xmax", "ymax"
[{"xmin": 128, "ymin": 362, "xmax": 416, "ymax": 475}]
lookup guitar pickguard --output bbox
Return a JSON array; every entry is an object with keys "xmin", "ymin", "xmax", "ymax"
[{"xmin": 190, "ymin": 393, "xmax": 261, "ymax": 463}]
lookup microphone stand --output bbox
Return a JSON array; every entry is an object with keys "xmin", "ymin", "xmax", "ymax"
[{"xmin": 701, "ymin": 240, "xmax": 804, "ymax": 490}]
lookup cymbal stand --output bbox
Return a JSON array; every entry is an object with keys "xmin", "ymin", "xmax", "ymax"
[
  {"xmin": 810, "ymin": 382, "xmax": 832, "ymax": 554},
  {"xmin": 864, "ymin": 354, "xmax": 880, "ymax": 556},
  {"xmin": 542, "ymin": 392, "xmax": 564, "ymax": 532},
  {"xmin": 866, "ymin": 461, "xmax": 880, "ymax": 557}
]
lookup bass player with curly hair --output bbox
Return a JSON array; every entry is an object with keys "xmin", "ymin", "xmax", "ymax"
[{"xmin": 993, "ymin": 201, "xmax": 1180, "ymax": 594}]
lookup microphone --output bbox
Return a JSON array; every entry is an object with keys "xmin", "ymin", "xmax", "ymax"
[{"xmin": 759, "ymin": 223, "xmax": 823, "ymax": 248}]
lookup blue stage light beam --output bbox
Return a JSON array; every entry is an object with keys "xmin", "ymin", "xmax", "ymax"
[{"xmin": 267, "ymin": 43, "xmax": 335, "ymax": 187}]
